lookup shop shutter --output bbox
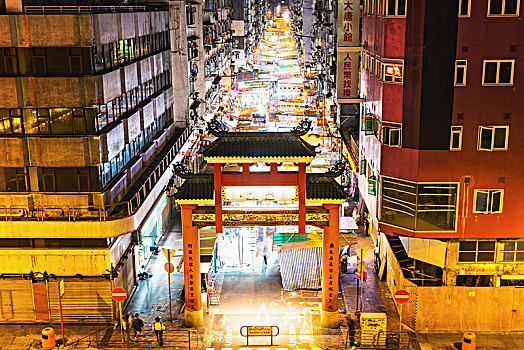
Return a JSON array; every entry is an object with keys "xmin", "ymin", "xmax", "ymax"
[
  {"xmin": 0, "ymin": 280, "xmax": 34, "ymax": 322},
  {"xmin": 48, "ymin": 279, "xmax": 113, "ymax": 324}
]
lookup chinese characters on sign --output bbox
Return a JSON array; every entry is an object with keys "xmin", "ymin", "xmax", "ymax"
[
  {"xmin": 337, "ymin": 0, "xmax": 361, "ymax": 100},
  {"xmin": 337, "ymin": 0, "xmax": 360, "ymax": 47},
  {"xmin": 326, "ymin": 242, "xmax": 337, "ymax": 312},
  {"xmin": 191, "ymin": 209, "xmax": 330, "ymax": 227},
  {"xmin": 185, "ymin": 242, "xmax": 197, "ymax": 311}
]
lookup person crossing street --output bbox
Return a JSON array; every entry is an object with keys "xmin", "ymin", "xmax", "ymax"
[
  {"xmin": 152, "ymin": 316, "xmax": 166, "ymax": 346},
  {"xmin": 131, "ymin": 313, "xmax": 144, "ymax": 341}
]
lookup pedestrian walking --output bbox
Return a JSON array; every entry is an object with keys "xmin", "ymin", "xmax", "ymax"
[
  {"xmin": 131, "ymin": 313, "xmax": 144, "ymax": 341},
  {"xmin": 152, "ymin": 316, "xmax": 166, "ymax": 346},
  {"xmin": 121, "ymin": 313, "xmax": 130, "ymax": 343}
]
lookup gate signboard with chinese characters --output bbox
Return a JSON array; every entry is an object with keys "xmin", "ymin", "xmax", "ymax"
[
  {"xmin": 192, "ymin": 207, "xmax": 330, "ymax": 227},
  {"xmin": 337, "ymin": 0, "xmax": 362, "ymax": 102}
]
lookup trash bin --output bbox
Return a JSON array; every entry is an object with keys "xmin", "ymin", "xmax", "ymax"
[
  {"xmin": 42, "ymin": 327, "xmax": 56, "ymax": 349},
  {"xmin": 462, "ymin": 332, "xmax": 476, "ymax": 350}
]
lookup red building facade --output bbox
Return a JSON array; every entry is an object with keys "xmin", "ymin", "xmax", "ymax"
[{"xmin": 359, "ymin": 0, "xmax": 524, "ymax": 241}]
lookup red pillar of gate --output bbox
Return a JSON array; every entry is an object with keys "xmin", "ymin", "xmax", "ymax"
[
  {"xmin": 321, "ymin": 203, "xmax": 341, "ymax": 328},
  {"xmin": 213, "ymin": 163, "xmax": 223, "ymax": 234},
  {"xmin": 181, "ymin": 204, "xmax": 203, "ymax": 327},
  {"xmin": 298, "ymin": 163, "xmax": 306, "ymax": 233}
]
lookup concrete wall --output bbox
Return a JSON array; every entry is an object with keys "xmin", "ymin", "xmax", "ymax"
[{"xmin": 0, "ymin": 249, "xmax": 111, "ymax": 276}]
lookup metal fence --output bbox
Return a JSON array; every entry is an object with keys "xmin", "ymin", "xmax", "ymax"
[
  {"xmin": 69, "ymin": 327, "xmax": 202, "ymax": 349},
  {"xmin": 24, "ymin": 5, "xmax": 146, "ymax": 14},
  {"xmin": 350, "ymin": 330, "xmax": 412, "ymax": 349}
]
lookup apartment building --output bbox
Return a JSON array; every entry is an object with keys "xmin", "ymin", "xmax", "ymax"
[
  {"xmin": 0, "ymin": 0, "xmax": 192, "ymax": 323},
  {"xmin": 359, "ymin": 0, "xmax": 524, "ymax": 331}
]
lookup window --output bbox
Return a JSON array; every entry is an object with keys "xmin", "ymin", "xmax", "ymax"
[
  {"xmin": 383, "ymin": 63, "xmax": 403, "ymax": 83},
  {"xmin": 450, "ymin": 126, "xmax": 463, "ymax": 151},
  {"xmin": 385, "ymin": 0, "xmax": 407, "ymax": 16},
  {"xmin": 454, "ymin": 60, "xmax": 467, "ymax": 86},
  {"xmin": 458, "ymin": 241, "xmax": 496, "ymax": 262},
  {"xmin": 482, "ymin": 60, "xmax": 514, "ymax": 85},
  {"xmin": 458, "ymin": 0, "xmax": 471, "ymax": 17},
  {"xmin": 380, "ymin": 177, "xmax": 458, "ymax": 231},
  {"xmin": 474, "ymin": 189, "xmax": 503, "ymax": 214},
  {"xmin": 362, "ymin": 115, "xmax": 377, "ymax": 135},
  {"xmin": 382, "ymin": 122, "xmax": 402, "ymax": 147},
  {"xmin": 488, "ymin": 0, "xmax": 520, "ymax": 16},
  {"xmin": 477, "ymin": 125, "xmax": 509, "ymax": 151},
  {"xmin": 0, "ymin": 167, "xmax": 27, "ymax": 192},
  {"xmin": 500, "ymin": 241, "xmax": 524, "ymax": 262}
]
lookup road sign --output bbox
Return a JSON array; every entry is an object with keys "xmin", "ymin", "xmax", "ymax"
[
  {"xmin": 165, "ymin": 262, "xmax": 175, "ymax": 273},
  {"xmin": 162, "ymin": 248, "xmax": 176, "ymax": 261},
  {"xmin": 394, "ymin": 289, "xmax": 410, "ymax": 304},
  {"xmin": 356, "ymin": 247, "xmax": 369, "ymax": 260},
  {"xmin": 111, "ymin": 287, "xmax": 127, "ymax": 302}
]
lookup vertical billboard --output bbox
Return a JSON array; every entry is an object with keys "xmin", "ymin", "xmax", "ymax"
[{"xmin": 337, "ymin": 0, "xmax": 361, "ymax": 101}]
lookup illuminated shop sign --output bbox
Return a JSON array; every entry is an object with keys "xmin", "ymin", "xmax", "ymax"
[
  {"xmin": 236, "ymin": 70, "xmax": 259, "ymax": 81},
  {"xmin": 336, "ymin": 0, "xmax": 361, "ymax": 101},
  {"xmin": 383, "ymin": 64, "xmax": 403, "ymax": 83},
  {"xmin": 222, "ymin": 186, "xmax": 298, "ymax": 203}
]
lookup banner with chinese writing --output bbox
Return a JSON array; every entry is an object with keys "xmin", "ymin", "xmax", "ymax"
[
  {"xmin": 337, "ymin": 0, "xmax": 360, "ymax": 48},
  {"xmin": 337, "ymin": 50, "xmax": 360, "ymax": 99}
]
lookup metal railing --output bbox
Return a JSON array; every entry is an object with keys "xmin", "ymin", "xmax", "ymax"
[
  {"xmin": 24, "ymin": 5, "xmax": 146, "ymax": 14},
  {"xmin": 69, "ymin": 327, "xmax": 201, "ymax": 349},
  {"xmin": 0, "ymin": 126, "xmax": 193, "ymax": 222},
  {"xmin": 352, "ymin": 330, "xmax": 411, "ymax": 349}
]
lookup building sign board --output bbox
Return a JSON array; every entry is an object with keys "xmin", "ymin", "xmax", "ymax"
[
  {"xmin": 337, "ymin": 0, "xmax": 360, "ymax": 47},
  {"xmin": 337, "ymin": 51, "xmax": 360, "ymax": 100},
  {"xmin": 337, "ymin": 0, "xmax": 361, "ymax": 101}
]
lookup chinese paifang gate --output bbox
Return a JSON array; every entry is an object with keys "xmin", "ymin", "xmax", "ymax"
[{"xmin": 169, "ymin": 119, "xmax": 355, "ymax": 328}]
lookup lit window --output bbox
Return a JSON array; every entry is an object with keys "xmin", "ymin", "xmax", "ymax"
[
  {"xmin": 488, "ymin": 0, "xmax": 520, "ymax": 16},
  {"xmin": 450, "ymin": 126, "xmax": 463, "ymax": 151},
  {"xmin": 477, "ymin": 125, "xmax": 509, "ymax": 151},
  {"xmin": 454, "ymin": 60, "xmax": 467, "ymax": 86},
  {"xmin": 482, "ymin": 60, "xmax": 515, "ymax": 85},
  {"xmin": 383, "ymin": 63, "xmax": 403, "ymax": 83},
  {"xmin": 458, "ymin": 241, "xmax": 496, "ymax": 262},
  {"xmin": 385, "ymin": 0, "xmax": 407, "ymax": 16},
  {"xmin": 459, "ymin": 0, "xmax": 471, "ymax": 17},
  {"xmin": 382, "ymin": 122, "xmax": 402, "ymax": 147},
  {"xmin": 500, "ymin": 241, "xmax": 524, "ymax": 262},
  {"xmin": 473, "ymin": 189, "xmax": 504, "ymax": 214}
]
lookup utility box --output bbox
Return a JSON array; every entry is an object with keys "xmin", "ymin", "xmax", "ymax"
[
  {"xmin": 360, "ymin": 312, "xmax": 387, "ymax": 347},
  {"xmin": 41, "ymin": 327, "xmax": 56, "ymax": 349}
]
